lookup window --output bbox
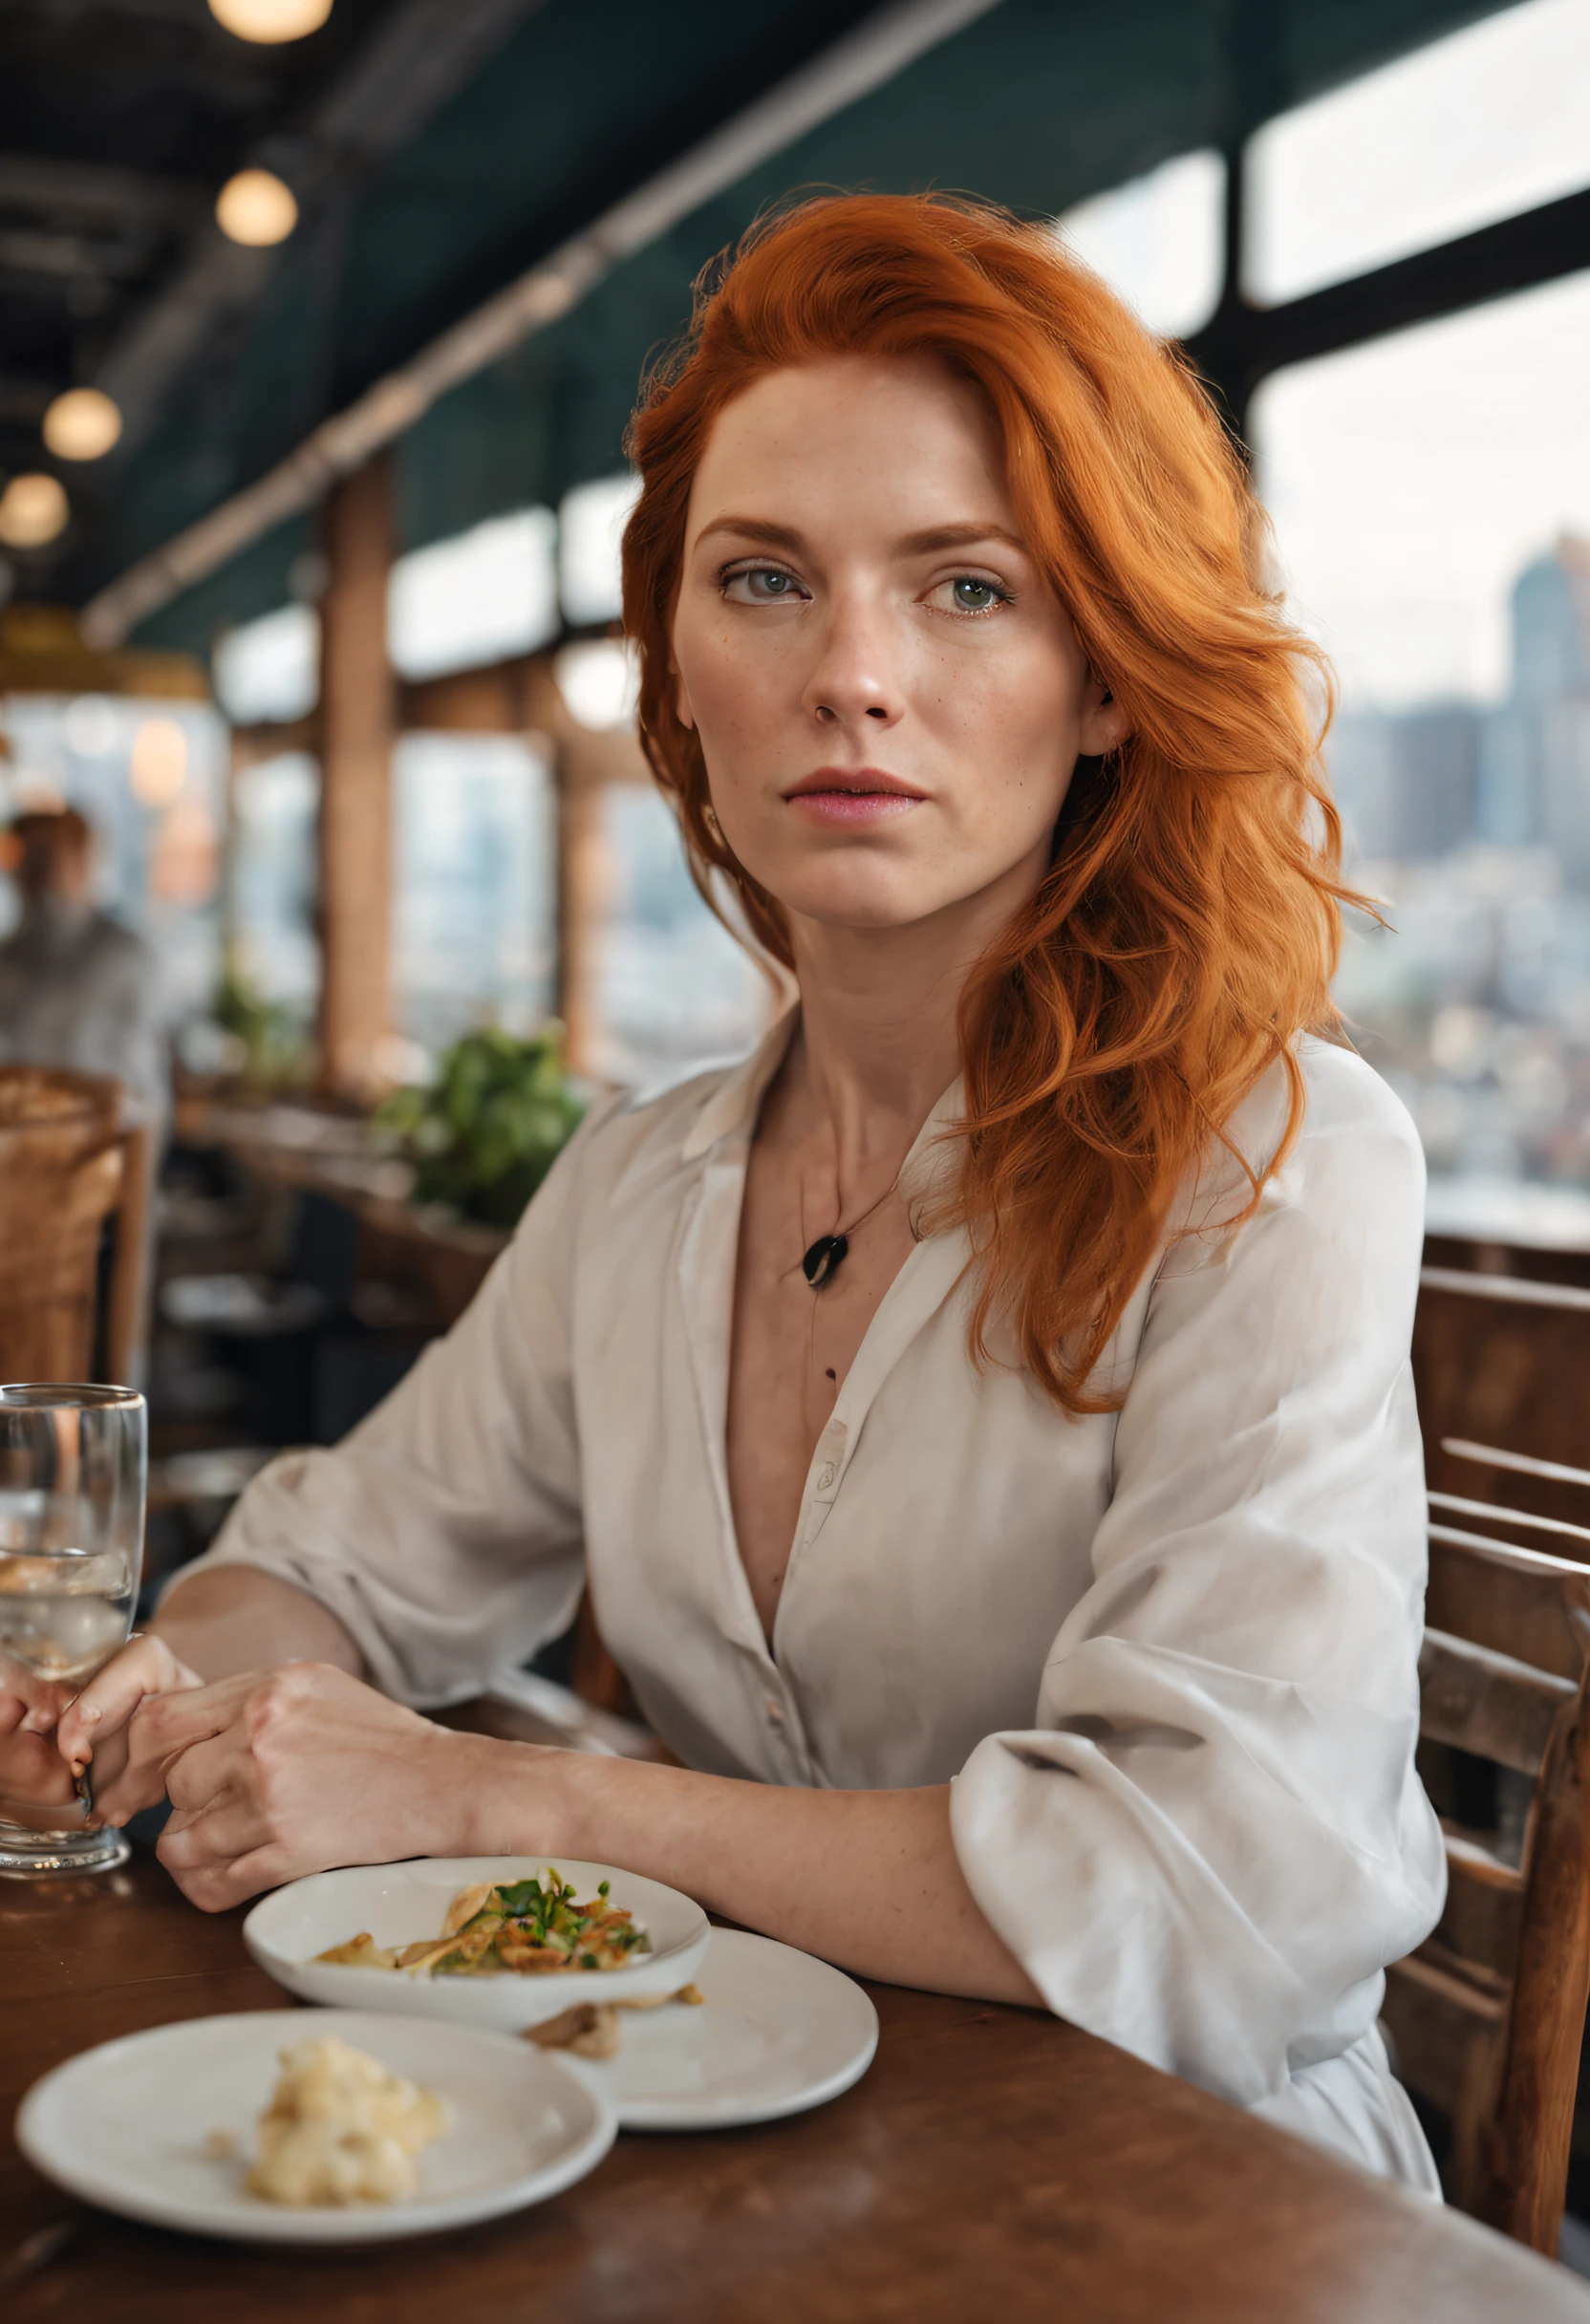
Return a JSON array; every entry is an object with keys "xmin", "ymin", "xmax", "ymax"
[
  {"xmin": 1252, "ymin": 269, "xmax": 1590, "ymax": 1233},
  {"xmin": 1055, "ymin": 149, "xmax": 1225, "ymax": 340},
  {"xmin": 559, "ymin": 473, "xmax": 639, "ymax": 629},
  {"xmin": 594, "ymin": 787, "xmax": 772, "ymax": 1086},
  {"xmin": 213, "ymin": 603, "xmax": 319, "ymax": 725},
  {"xmin": 1247, "ymin": 0, "xmax": 1590, "ymax": 305},
  {"xmin": 392, "ymin": 733, "xmax": 555, "ymax": 1058},
  {"xmin": 229, "ymin": 751, "xmax": 320, "ymax": 1018},
  {"xmin": 388, "ymin": 507, "xmax": 559, "ymax": 681}
]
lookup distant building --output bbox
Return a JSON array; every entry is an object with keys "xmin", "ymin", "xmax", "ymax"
[
  {"xmin": 1329, "ymin": 702, "xmax": 1480, "ymax": 864},
  {"xmin": 1480, "ymin": 536, "xmax": 1590, "ymax": 873},
  {"xmin": 1329, "ymin": 535, "xmax": 1590, "ymax": 874}
]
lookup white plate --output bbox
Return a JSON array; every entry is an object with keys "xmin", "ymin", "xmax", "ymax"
[
  {"xmin": 244, "ymin": 1857, "xmax": 711, "ymax": 2030},
  {"xmin": 15, "ymin": 2009, "xmax": 615, "ymax": 2245},
  {"xmin": 597, "ymin": 1927, "xmax": 877, "ymax": 2130}
]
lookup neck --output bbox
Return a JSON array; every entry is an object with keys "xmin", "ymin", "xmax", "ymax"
[{"xmin": 774, "ymin": 852, "xmax": 1042, "ymax": 1191}]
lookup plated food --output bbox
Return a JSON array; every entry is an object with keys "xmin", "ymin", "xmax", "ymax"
[
  {"xmin": 244, "ymin": 1857, "xmax": 711, "ymax": 2030},
  {"xmin": 316, "ymin": 1869, "xmax": 652, "ymax": 1979},
  {"xmin": 247, "ymin": 2034, "xmax": 449, "ymax": 2206},
  {"xmin": 15, "ymin": 2010, "xmax": 616, "ymax": 2246}
]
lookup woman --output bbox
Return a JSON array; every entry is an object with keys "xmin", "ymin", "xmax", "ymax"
[{"xmin": 43, "ymin": 195, "xmax": 1444, "ymax": 2184}]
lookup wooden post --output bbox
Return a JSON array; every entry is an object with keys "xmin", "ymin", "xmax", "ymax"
[{"xmin": 317, "ymin": 455, "xmax": 396, "ymax": 1098}]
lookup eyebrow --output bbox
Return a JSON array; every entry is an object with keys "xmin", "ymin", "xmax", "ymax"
[{"xmin": 693, "ymin": 515, "xmax": 1030, "ymax": 558}]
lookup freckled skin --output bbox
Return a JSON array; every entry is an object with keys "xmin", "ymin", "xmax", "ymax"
[{"xmin": 671, "ymin": 355, "xmax": 1127, "ymax": 1642}]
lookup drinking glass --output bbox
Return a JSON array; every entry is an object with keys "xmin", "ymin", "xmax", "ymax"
[{"xmin": 0, "ymin": 1385, "xmax": 145, "ymax": 1877}]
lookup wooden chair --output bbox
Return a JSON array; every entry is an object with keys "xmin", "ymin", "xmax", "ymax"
[
  {"xmin": 1384, "ymin": 1496, "xmax": 1590, "ymax": 2252},
  {"xmin": 1415, "ymin": 1260, "xmax": 1590, "ymax": 1526},
  {"xmin": 0, "ymin": 1065, "xmax": 153, "ymax": 1387}
]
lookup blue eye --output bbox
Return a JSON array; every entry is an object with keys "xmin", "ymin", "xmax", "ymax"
[
  {"xmin": 951, "ymin": 576, "xmax": 1002, "ymax": 612},
  {"xmin": 723, "ymin": 566, "xmax": 803, "ymax": 602}
]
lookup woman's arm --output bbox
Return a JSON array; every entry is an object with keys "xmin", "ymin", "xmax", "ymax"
[
  {"xmin": 159, "ymin": 1567, "xmax": 365, "ymax": 1680},
  {"xmin": 492, "ymin": 1747, "xmax": 1044, "ymax": 2004},
  {"xmin": 53, "ymin": 1105, "xmax": 615, "ymax": 1797},
  {"xmin": 113, "ymin": 1658, "xmax": 1041, "ymax": 2005}
]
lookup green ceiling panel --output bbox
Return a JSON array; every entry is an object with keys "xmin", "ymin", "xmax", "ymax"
[{"xmin": 129, "ymin": 0, "xmax": 1509, "ymax": 656}]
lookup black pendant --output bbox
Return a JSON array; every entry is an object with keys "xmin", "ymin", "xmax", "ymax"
[{"xmin": 802, "ymin": 1232, "xmax": 849, "ymax": 1290}]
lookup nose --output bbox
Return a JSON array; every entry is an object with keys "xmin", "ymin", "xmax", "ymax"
[{"xmin": 800, "ymin": 593, "xmax": 905, "ymax": 733}]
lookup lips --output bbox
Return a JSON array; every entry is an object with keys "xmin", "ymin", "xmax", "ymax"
[
  {"xmin": 783, "ymin": 766, "xmax": 927, "ymax": 802},
  {"xmin": 782, "ymin": 767, "xmax": 927, "ymax": 827}
]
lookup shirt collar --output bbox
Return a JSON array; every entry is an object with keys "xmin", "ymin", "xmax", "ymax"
[{"xmin": 679, "ymin": 1009, "xmax": 801, "ymax": 1161}]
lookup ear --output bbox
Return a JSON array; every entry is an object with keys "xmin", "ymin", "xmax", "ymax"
[{"xmin": 1078, "ymin": 674, "xmax": 1129, "ymax": 758}]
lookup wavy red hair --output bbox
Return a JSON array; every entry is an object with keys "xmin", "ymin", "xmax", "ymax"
[{"xmin": 622, "ymin": 191, "xmax": 1355, "ymax": 1413}]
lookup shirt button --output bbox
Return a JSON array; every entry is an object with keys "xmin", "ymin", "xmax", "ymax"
[
  {"xmin": 763, "ymin": 1696, "xmax": 785, "ymax": 1729},
  {"xmin": 816, "ymin": 1461, "xmax": 838, "ymax": 1491}
]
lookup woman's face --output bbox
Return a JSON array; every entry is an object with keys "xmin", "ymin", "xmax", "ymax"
[{"xmin": 671, "ymin": 353, "xmax": 1127, "ymax": 943}]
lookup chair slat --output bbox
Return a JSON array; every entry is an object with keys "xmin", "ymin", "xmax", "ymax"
[
  {"xmin": 1429, "ymin": 1493, "xmax": 1590, "ymax": 1553},
  {"xmin": 1428, "ymin": 1535, "xmax": 1585, "ymax": 1682},
  {"xmin": 1443, "ymin": 1437, "xmax": 1590, "ymax": 1494},
  {"xmin": 1384, "ymin": 1950, "xmax": 1507, "ymax": 2130},
  {"xmin": 1420, "ymin": 1626, "xmax": 1574, "ymax": 1776},
  {"xmin": 1438, "ymin": 1834, "xmax": 1527, "ymax": 1982}
]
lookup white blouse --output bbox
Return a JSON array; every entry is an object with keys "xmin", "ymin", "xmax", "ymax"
[{"xmin": 199, "ymin": 1017, "xmax": 1446, "ymax": 2187}]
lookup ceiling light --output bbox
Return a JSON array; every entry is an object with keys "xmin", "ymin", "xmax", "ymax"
[
  {"xmin": 208, "ymin": 0, "xmax": 333, "ymax": 41},
  {"xmin": 43, "ymin": 387, "xmax": 122, "ymax": 462},
  {"xmin": 129, "ymin": 718, "xmax": 189, "ymax": 809},
  {"xmin": 0, "ymin": 475, "xmax": 70, "ymax": 549},
  {"xmin": 215, "ymin": 169, "xmax": 298, "ymax": 248}
]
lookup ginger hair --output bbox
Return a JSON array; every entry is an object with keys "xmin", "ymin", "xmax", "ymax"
[{"xmin": 622, "ymin": 191, "xmax": 1355, "ymax": 1412}]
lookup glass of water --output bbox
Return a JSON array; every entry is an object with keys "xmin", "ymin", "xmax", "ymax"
[{"xmin": 0, "ymin": 1385, "xmax": 145, "ymax": 1878}]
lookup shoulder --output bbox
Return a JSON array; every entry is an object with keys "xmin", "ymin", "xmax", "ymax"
[
  {"xmin": 513, "ymin": 1049, "xmax": 756, "ymax": 1236},
  {"xmin": 1168, "ymin": 1037, "xmax": 1423, "ymax": 1263},
  {"xmin": 592, "ymin": 1055, "xmax": 748, "ymax": 1175},
  {"xmin": 1235, "ymin": 1035, "xmax": 1421, "ymax": 1182},
  {"xmin": 86, "ymin": 914, "xmax": 158, "ymax": 979}
]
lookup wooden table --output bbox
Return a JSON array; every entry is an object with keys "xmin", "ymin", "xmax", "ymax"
[{"xmin": 4, "ymin": 1853, "xmax": 1586, "ymax": 2322}]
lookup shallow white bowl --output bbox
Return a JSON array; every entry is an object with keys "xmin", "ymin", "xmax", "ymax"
[
  {"xmin": 16, "ymin": 2009, "xmax": 615, "ymax": 2245},
  {"xmin": 243, "ymin": 1856, "xmax": 711, "ymax": 2030}
]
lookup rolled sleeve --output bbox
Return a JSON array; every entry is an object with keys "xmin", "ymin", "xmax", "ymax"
[{"xmin": 950, "ymin": 1048, "xmax": 1447, "ymax": 2107}]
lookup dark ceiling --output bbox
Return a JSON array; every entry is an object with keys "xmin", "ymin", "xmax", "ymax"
[{"xmin": 0, "ymin": 0, "xmax": 1515, "ymax": 648}]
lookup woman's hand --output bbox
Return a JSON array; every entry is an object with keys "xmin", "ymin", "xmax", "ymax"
[
  {"xmin": 53, "ymin": 1634, "xmax": 205, "ymax": 1819},
  {"xmin": 140, "ymin": 1663, "xmax": 500, "ymax": 1911}
]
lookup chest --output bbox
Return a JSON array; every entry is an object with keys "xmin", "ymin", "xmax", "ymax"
[
  {"xmin": 724, "ymin": 1142, "xmax": 919, "ymax": 1644},
  {"xmin": 572, "ymin": 1180, "xmax": 1123, "ymax": 1784}
]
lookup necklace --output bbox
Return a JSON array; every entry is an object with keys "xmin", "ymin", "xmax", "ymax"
[{"xmin": 800, "ymin": 1180, "xmax": 898, "ymax": 1291}]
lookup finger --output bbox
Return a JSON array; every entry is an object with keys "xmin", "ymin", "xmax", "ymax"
[
  {"xmin": 161, "ymin": 1839, "xmax": 295, "ymax": 1914},
  {"xmin": 75, "ymin": 1670, "xmax": 254, "ymax": 1799},
  {"xmin": 91, "ymin": 1711, "xmax": 246, "ymax": 1829},
  {"xmin": 56, "ymin": 1635, "xmax": 204, "ymax": 1769},
  {"xmin": 0, "ymin": 1666, "xmax": 75, "ymax": 1736},
  {"xmin": 158, "ymin": 1800, "xmax": 268, "ymax": 1871},
  {"xmin": 163, "ymin": 1723, "xmax": 253, "ymax": 1813}
]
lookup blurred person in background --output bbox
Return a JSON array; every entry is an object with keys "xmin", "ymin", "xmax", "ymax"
[{"xmin": 0, "ymin": 806, "xmax": 167, "ymax": 1132}]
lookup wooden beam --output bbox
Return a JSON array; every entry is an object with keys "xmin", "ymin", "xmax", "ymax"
[
  {"xmin": 229, "ymin": 712, "xmax": 321, "ymax": 771},
  {"xmin": 318, "ymin": 454, "xmax": 397, "ymax": 1099},
  {"xmin": 398, "ymin": 654, "xmax": 548, "ymax": 737}
]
